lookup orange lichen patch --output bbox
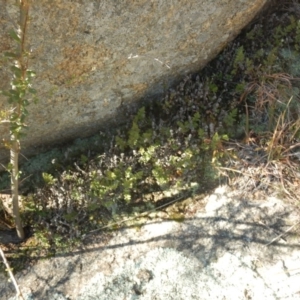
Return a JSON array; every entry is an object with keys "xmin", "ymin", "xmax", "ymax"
[
  {"xmin": 116, "ymin": 58, "xmax": 130, "ymax": 69},
  {"xmin": 0, "ymin": 30, "xmax": 14, "ymax": 75},
  {"xmin": 35, "ymin": 0, "xmax": 80, "ymax": 36},
  {"xmin": 178, "ymin": 36, "xmax": 198, "ymax": 51},
  {"xmin": 225, "ymin": 0, "xmax": 266, "ymax": 30},
  {"xmin": 201, "ymin": 20, "xmax": 212, "ymax": 31},
  {"xmin": 166, "ymin": 5, "xmax": 177, "ymax": 19},
  {"xmin": 77, "ymin": 93, "xmax": 91, "ymax": 105},
  {"xmin": 112, "ymin": 58, "xmax": 134, "ymax": 79},
  {"xmin": 0, "ymin": 33, "xmax": 12, "ymax": 52},
  {"xmin": 127, "ymin": 83, "xmax": 148, "ymax": 94},
  {"xmin": 51, "ymin": 43, "xmax": 112, "ymax": 86}
]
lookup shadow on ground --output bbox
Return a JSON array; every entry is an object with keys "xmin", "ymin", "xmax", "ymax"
[{"xmin": 1, "ymin": 186, "xmax": 300, "ymax": 299}]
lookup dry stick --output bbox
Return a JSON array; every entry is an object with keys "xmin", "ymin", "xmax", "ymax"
[
  {"xmin": 265, "ymin": 221, "xmax": 300, "ymax": 246},
  {"xmin": 0, "ymin": 246, "xmax": 24, "ymax": 300},
  {"xmin": 283, "ymin": 142, "xmax": 300, "ymax": 156}
]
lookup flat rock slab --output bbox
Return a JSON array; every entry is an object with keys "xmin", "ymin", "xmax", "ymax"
[{"xmin": 1, "ymin": 186, "xmax": 300, "ymax": 299}]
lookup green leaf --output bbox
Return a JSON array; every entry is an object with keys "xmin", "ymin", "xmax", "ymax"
[
  {"xmin": 12, "ymin": 79, "xmax": 22, "ymax": 88},
  {"xmin": 80, "ymin": 154, "xmax": 88, "ymax": 163},
  {"xmin": 20, "ymin": 114, "xmax": 27, "ymax": 124},
  {"xmin": 128, "ymin": 122, "xmax": 140, "ymax": 148},
  {"xmin": 26, "ymin": 70, "xmax": 36, "ymax": 78},
  {"xmin": 19, "ymin": 91, "xmax": 25, "ymax": 99},
  {"xmin": 7, "ymin": 93, "xmax": 20, "ymax": 104},
  {"xmin": 11, "ymin": 124, "xmax": 23, "ymax": 133},
  {"xmin": 28, "ymin": 87, "xmax": 37, "ymax": 94},
  {"xmin": 135, "ymin": 170, "xmax": 144, "ymax": 179},
  {"xmin": 115, "ymin": 136, "xmax": 126, "ymax": 151},
  {"xmin": 124, "ymin": 193, "xmax": 131, "ymax": 202},
  {"xmin": 0, "ymin": 90, "xmax": 11, "ymax": 97},
  {"xmin": 209, "ymin": 83, "xmax": 218, "ymax": 93},
  {"xmin": 4, "ymin": 52, "xmax": 17, "ymax": 58},
  {"xmin": 10, "ymin": 66, "xmax": 22, "ymax": 78},
  {"xmin": 42, "ymin": 172, "xmax": 57, "ymax": 185},
  {"xmin": 21, "ymin": 107, "xmax": 29, "ymax": 116},
  {"xmin": 9, "ymin": 30, "xmax": 21, "ymax": 43},
  {"xmin": 22, "ymin": 99, "xmax": 30, "ymax": 106},
  {"xmin": 106, "ymin": 170, "xmax": 116, "ymax": 180},
  {"xmin": 235, "ymin": 83, "xmax": 246, "ymax": 93}
]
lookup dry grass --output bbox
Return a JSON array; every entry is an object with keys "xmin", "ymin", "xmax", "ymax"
[{"xmin": 219, "ymin": 85, "xmax": 300, "ymax": 206}]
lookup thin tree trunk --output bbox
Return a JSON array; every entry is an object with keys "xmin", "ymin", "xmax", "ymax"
[
  {"xmin": 10, "ymin": 140, "xmax": 24, "ymax": 240},
  {"xmin": 8, "ymin": 0, "xmax": 30, "ymax": 241}
]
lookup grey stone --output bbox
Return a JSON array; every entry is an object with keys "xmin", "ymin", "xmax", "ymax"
[
  {"xmin": 0, "ymin": 0, "xmax": 268, "ymax": 164},
  {"xmin": 2, "ymin": 186, "xmax": 300, "ymax": 300}
]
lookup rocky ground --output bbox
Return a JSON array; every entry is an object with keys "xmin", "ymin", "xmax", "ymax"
[
  {"xmin": 1, "ymin": 185, "xmax": 300, "ymax": 299},
  {"xmin": 1, "ymin": 150, "xmax": 300, "ymax": 299}
]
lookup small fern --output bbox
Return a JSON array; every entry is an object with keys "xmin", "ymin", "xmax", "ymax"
[{"xmin": 232, "ymin": 46, "xmax": 245, "ymax": 75}]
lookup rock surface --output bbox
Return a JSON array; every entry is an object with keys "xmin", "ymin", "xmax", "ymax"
[
  {"xmin": 0, "ymin": 0, "xmax": 269, "ymax": 164},
  {"xmin": 1, "ymin": 186, "xmax": 300, "ymax": 300}
]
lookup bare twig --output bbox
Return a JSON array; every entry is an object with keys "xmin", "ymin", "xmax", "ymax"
[
  {"xmin": 0, "ymin": 246, "xmax": 24, "ymax": 300},
  {"xmin": 265, "ymin": 221, "xmax": 300, "ymax": 246}
]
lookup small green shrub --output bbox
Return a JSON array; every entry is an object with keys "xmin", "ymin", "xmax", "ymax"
[{"xmin": 2, "ymin": 1, "xmax": 300, "ymax": 258}]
